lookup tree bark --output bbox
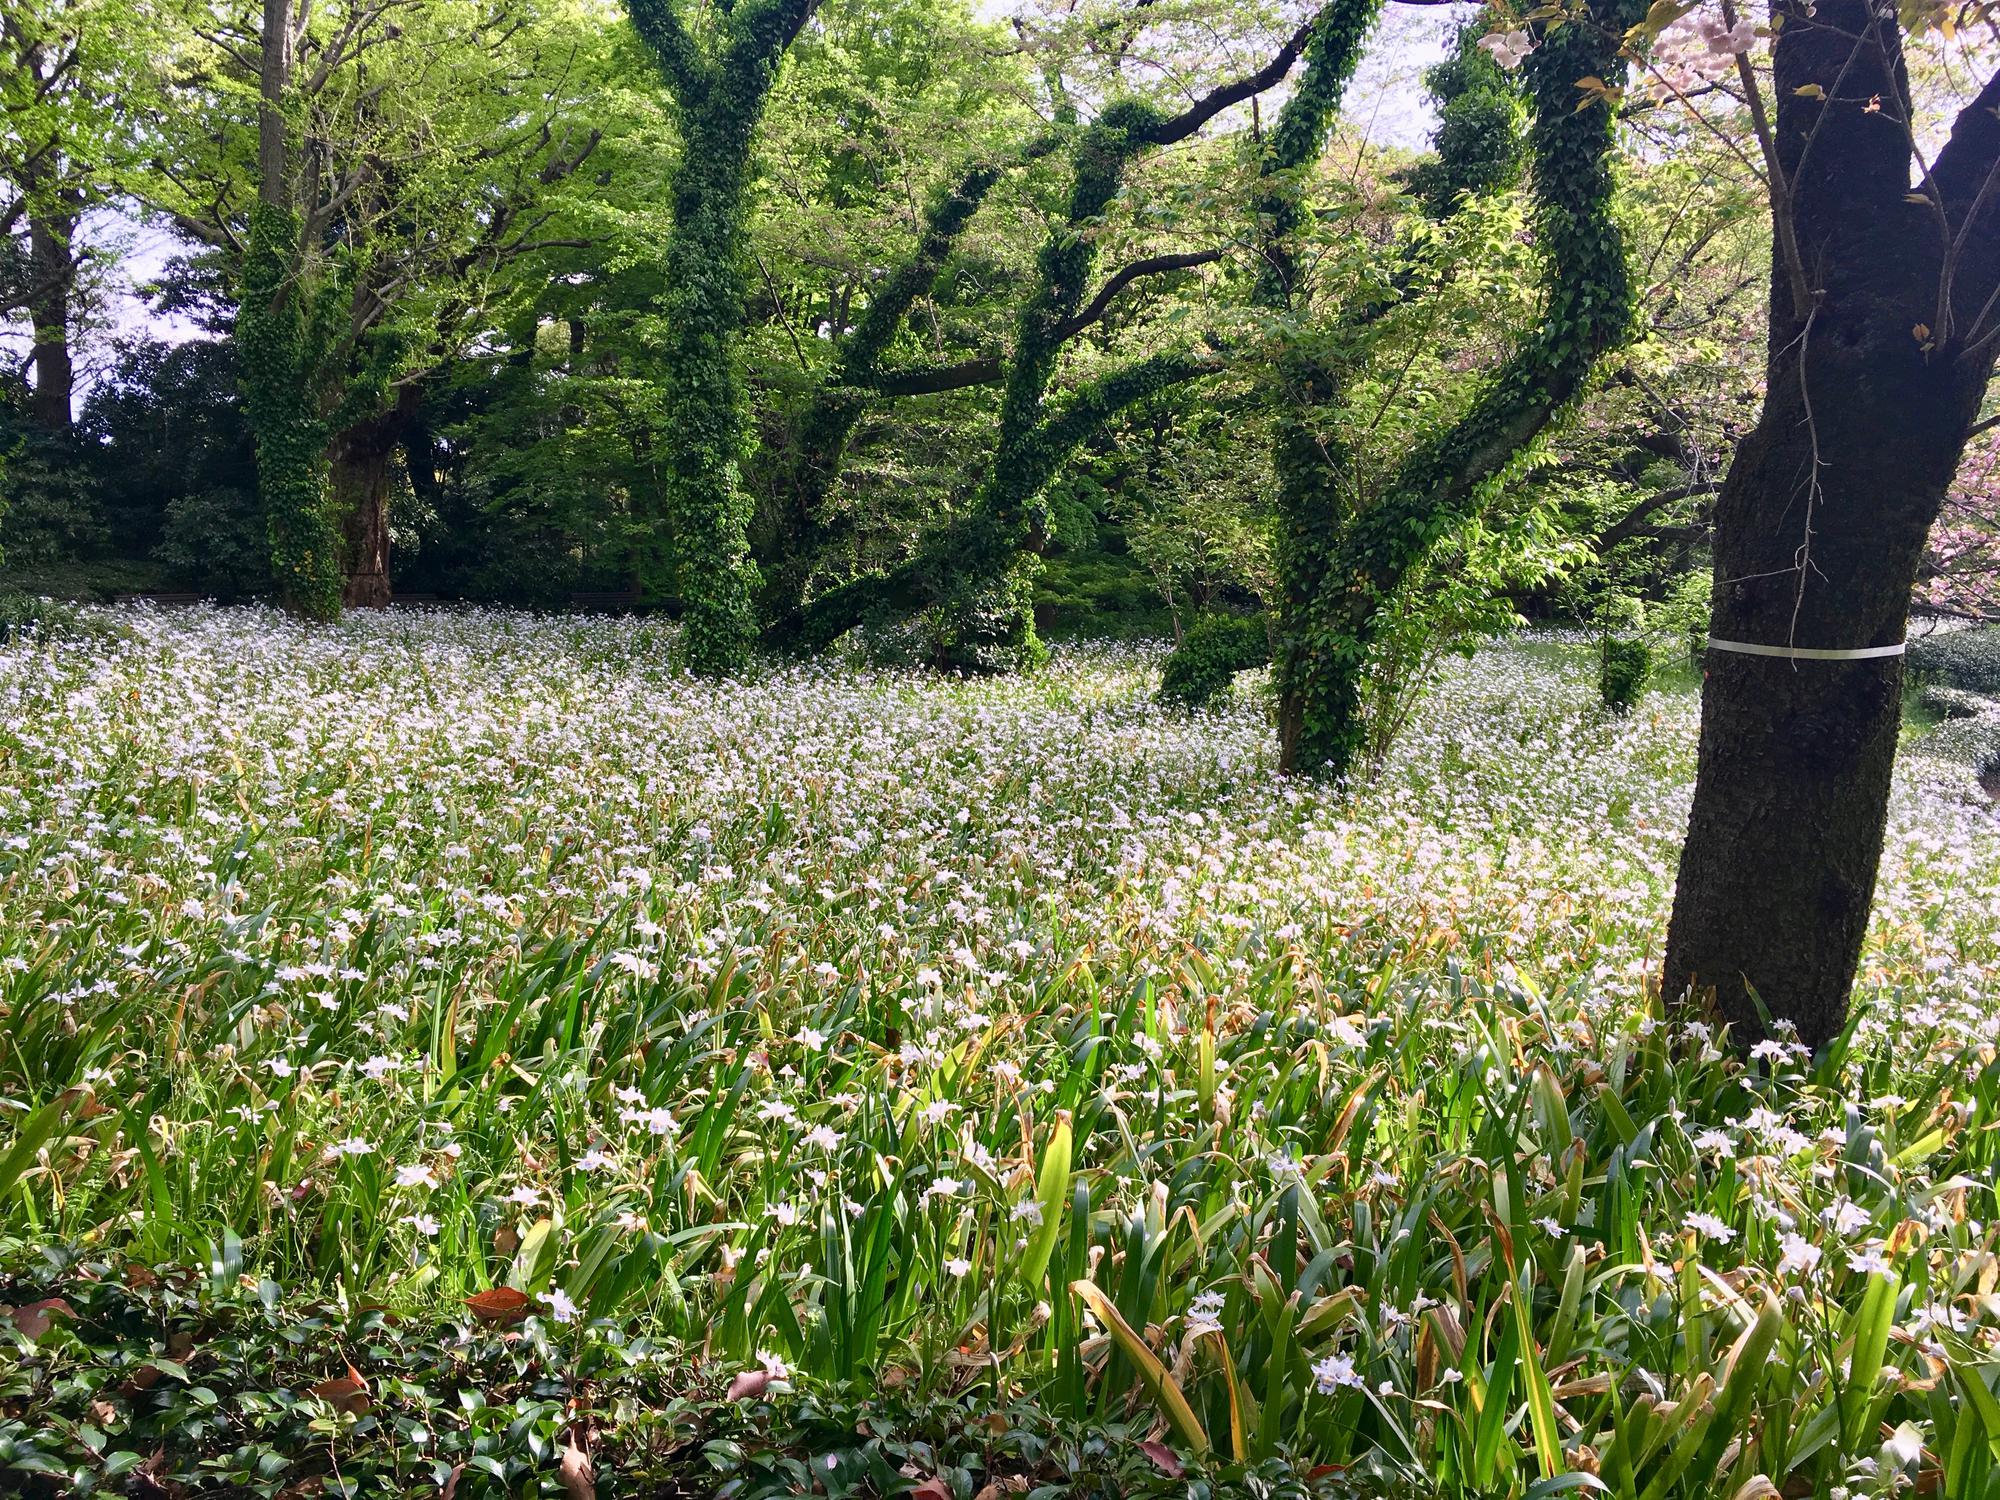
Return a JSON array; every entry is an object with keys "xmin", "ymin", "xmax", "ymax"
[
  {"xmin": 1662, "ymin": 7, "xmax": 2000, "ymax": 1047},
  {"xmin": 257, "ymin": 0, "xmax": 293, "ymax": 211},
  {"xmin": 24, "ymin": 188, "xmax": 78, "ymax": 433},
  {"xmin": 332, "ymin": 414, "xmax": 399, "ymax": 607}
]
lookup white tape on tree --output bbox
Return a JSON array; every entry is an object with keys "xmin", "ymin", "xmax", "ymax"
[{"xmin": 1705, "ymin": 637, "xmax": 1907, "ymax": 662}]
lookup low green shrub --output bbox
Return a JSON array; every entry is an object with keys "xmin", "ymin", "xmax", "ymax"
[
  {"xmin": 1157, "ymin": 613, "xmax": 1270, "ymax": 708},
  {"xmin": 1597, "ymin": 635, "xmax": 1652, "ymax": 713},
  {"xmin": 1909, "ymin": 626, "xmax": 2000, "ymax": 696},
  {"xmin": 0, "ymin": 1251, "xmax": 1356, "ymax": 1500},
  {"xmin": 1919, "ymin": 682, "xmax": 1990, "ymax": 721}
]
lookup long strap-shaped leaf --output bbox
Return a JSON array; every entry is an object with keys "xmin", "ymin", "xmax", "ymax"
[{"xmin": 1071, "ymin": 1278, "xmax": 1210, "ymax": 1456}]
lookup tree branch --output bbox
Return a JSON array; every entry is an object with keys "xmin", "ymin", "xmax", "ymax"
[
  {"xmin": 1063, "ymin": 248, "xmax": 1225, "ymax": 336},
  {"xmin": 1595, "ymin": 480, "xmax": 1723, "ymax": 551},
  {"xmin": 623, "ymin": 0, "xmax": 706, "ymax": 99},
  {"xmin": 1139, "ymin": 11, "xmax": 1321, "ymax": 148}
]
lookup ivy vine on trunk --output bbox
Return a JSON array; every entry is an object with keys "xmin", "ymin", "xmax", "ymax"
[
  {"xmin": 240, "ymin": 202, "xmax": 345, "ymax": 620},
  {"xmin": 1273, "ymin": 0, "xmax": 1646, "ymax": 776},
  {"xmin": 768, "ymin": 12, "xmax": 1333, "ymax": 665},
  {"xmin": 625, "ymin": 0, "xmax": 820, "ymax": 675}
]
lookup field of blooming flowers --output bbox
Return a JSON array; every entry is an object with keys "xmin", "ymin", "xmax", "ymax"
[{"xmin": 3, "ymin": 604, "xmax": 2000, "ymax": 1499}]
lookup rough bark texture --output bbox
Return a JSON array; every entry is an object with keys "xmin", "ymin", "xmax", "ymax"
[
  {"xmin": 1662, "ymin": 10, "xmax": 2000, "ymax": 1046},
  {"xmin": 25, "ymin": 194, "xmax": 78, "ymax": 433},
  {"xmin": 333, "ymin": 413, "xmax": 400, "ymax": 608}
]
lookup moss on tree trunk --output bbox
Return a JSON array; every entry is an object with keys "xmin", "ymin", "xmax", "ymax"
[
  {"xmin": 1271, "ymin": 0, "xmax": 1645, "ymax": 776},
  {"xmin": 240, "ymin": 201, "xmax": 344, "ymax": 622}
]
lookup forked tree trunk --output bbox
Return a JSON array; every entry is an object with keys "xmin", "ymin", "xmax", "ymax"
[
  {"xmin": 332, "ymin": 417, "xmax": 398, "ymax": 608},
  {"xmin": 1662, "ymin": 10, "xmax": 2000, "ymax": 1047}
]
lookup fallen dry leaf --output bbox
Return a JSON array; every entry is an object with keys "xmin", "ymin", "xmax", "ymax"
[
  {"xmin": 2, "ymin": 1298, "xmax": 76, "ymax": 1342},
  {"xmin": 465, "ymin": 1287, "xmax": 531, "ymax": 1325},
  {"xmin": 307, "ymin": 1362, "xmax": 371, "ymax": 1416}
]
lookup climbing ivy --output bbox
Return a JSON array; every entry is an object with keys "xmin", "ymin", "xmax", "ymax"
[
  {"xmin": 1273, "ymin": 0, "xmax": 1646, "ymax": 776},
  {"xmin": 1403, "ymin": 21, "xmax": 1530, "ymax": 220},
  {"xmin": 767, "ymin": 95, "xmax": 1219, "ymax": 669},
  {"xmin": 238, "ymin": 201, "xmax": 344, "ymax": 622},
  {"xmin": 626, "ymin": 0, "xmax": 817, "ymax": 675},
  {"xmin": 1154, "ymin": 0, "xmax": 1380, "ymax": 713},
  {"xmin": 762, "ymin": 156, "xmax": 1012, "ymax": 621}
]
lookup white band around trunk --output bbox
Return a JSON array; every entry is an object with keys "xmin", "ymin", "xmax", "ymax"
[{"xmin": 1705, "ymin": 637, "xmax": 1907, "ymax": 661}]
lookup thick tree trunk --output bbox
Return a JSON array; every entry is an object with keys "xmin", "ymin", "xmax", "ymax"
[
  {"xmin": 653, "ymin": 110, "xmax": 762, "ymax": 672},
  {"xmin": 25, "ymin": 198, "xmax": 78, "ymax": 434},
  {"xmin": 332, "ymin": 417, "xmax": 397, "ymax": 608},
  {"xmin": 1662, "ymin": 6, "xmax": 2000, "ymax": 1046}
]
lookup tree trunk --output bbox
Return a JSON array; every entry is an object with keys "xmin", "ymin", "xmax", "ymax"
[
  {"xmin": 25, "ymin": 196, "xmax": 79, "ymax": 434},
  {"xmin": 1268, "ymin": 6, "xmax": 1638, "ymax": 775},
  {"xmin": 332, "ymin": 417, "xmax": 398, "ymax": 608},
  {"xmin": 1662, "ymin": 6, "xmax": 2000, "ymax": 1047},
  {"xmin": 653, "ymin": 109, "xmax": 762, "ymax": 672}
]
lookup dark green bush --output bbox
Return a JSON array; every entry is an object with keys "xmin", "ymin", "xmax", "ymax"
[
  {"xmin": 1598, "ymin": 635, "xmax": 1652, "ymax": 713},
  {"xmin": 1909, "ymin": 627, "xmax": 2000, "ymax": 697},
  {"xmin": 1158, "ymin": 613, "xmax": 1270, "ymax": 709},
  {"xmin": 154, "ymin": 486, "xmax": 274, "ymax": 600},
  {"xmin": 1034, "ymin": 545, "xmax": 1175, "ymax": 641}
]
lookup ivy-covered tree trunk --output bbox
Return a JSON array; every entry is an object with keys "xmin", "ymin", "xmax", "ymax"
[
  {"xmin": 759, "ymin": 156, "xmax": 1017, "ymax": 623},
  {"xmin": 626, "ymin": 0, "xmax": 818, "ymax": 675},
  {"xmin": 1662, "ymin": 19, "xmax": 2000, "ymax": 1047},
  {"xmin": 1274, "ymin": 0, "xmax": 1645, "ymax": 775},
  {"xmin": 241, "ymin": 200, "xmax": 343, "ymax": 621},
  {"xmin": 238, "ymin": 0, "xmax": 344, "ymax": 621},
  {"xmin": 653, "ymin": 105, "xmax": 761, "ymax": 669},
  {"xmin": 767, "ymin": 21, "xmax": 1335, "ymax": 664}
]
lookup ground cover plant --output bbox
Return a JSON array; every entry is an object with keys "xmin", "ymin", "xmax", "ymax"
[{"xmin": 4, "ymin": 606, "xmax": 2000, "ymax": 1497}]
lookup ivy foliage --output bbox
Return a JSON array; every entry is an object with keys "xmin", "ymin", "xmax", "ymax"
[
  {"xmin": 1273, "ymin": 0, "xmax": 1648, "ymax": 778},
  {"xmin": 772, "ymin": 27, "xmax": 1322, "ymax": 670},
  {"xmin": 1154, "ymin": 0, "xmax": 1382, "ymax": 719},
  {"xmin": 1403, "ymin": 22, "xmax": 1530, "ymax": 220},
  {"xmin": 1157, "ymin": 611, "xmax": 1271, "ymax": 708},
  {"xmin": 237, "ymin": 202, "xmax": 345, "ymax": 621},
  {"xmin": 1598, "ymin": 634, "xmax": 1653, "ymax": 712},
  {"xmin": 624, "ymin": 0, "xmax": 819, "ymax": 675}
]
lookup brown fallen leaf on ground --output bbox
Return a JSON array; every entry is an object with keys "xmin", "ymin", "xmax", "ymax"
[
  {"xmin": 2, "ymin": 1298, "xmax": 75, "ymax": 1342},
  {"xmin": 465, "ymin": 1287, "xmax": 531, "ymax": 1325},
  {"xmin": 308, "ymin": 1362, "xmax": 371, "ymax": 1415}
]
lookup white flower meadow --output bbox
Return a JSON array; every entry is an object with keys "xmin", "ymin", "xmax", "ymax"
[{"xmin": 4, "ymin": 604, "xmax": 1998, "ymax": 1487}]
